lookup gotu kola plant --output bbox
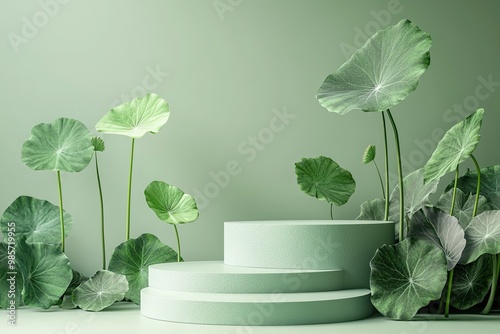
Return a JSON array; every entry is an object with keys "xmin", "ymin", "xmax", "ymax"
[{"xmin": 312, "ymin": 18, "xmax": 500, "ymax": 320}]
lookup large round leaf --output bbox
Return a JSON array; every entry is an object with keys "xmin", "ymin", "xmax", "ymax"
[
  {"xmin": 316, "ymin": 19, "xmax": 431, "ymax": 115},
  {"xmin": 436, "ymin": 188, "xmax": 487, "ymax": 229},
  {"xmin": 95, "ymin": 93, "xmax": 170, "ymax": 138},
  {"xmin": 461, "ymin": 210, "xmax": 500, "ymax": 264},
  {"xmin": 144, "ymin": 181, "xmax": 199, "ymax": 225},
  {"xmin": 408, "ymin": 207, "xmax": 466, "ymax": 270},
  {"xmin": 450, "ymin": 254, "xmax": 493, "ymax": 310},
  {"xmin": 370, "ymin": 238, "xmax": 448, "ymax": 320},
  {"xmin": 15, "ymin": 237, "xmax": 72, "ymax": 309},
  {"xmin": 424, "ymin": 108, "xmax": 484, "ymax": 183},
  {"xmin": 108, "ymin": 233, "xmax": 178, "ymax": 304},
  {"xmin": 72, "ymin": 270, "xmax": 128, "ymax": 311},
  {"xmin": 295, "ymin": 156, "xmax": 356, "ymax": 206},
  {"xmin": 0, "ymin": 196, "xmax": 72, "ymax": 244},
  {"xmin": 21, "ymin": 118, "xmax": 94, "ymax": 172}
]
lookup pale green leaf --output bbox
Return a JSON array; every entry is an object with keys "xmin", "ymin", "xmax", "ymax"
[
  {"xmin": 96, "ymin": 93, "xmax": 170, "ymax": 138},
  {"xmin": 424, "ymin": 109, "xmax": 484, "ymax": 183},
  {"xmin": 21, "ymin": 118, "xmax": 94, "ymax": 172},
  {"xmin": 295, "ymin": 156, "xmax": 356, "ymax": 206},
  {"xmin": 316, "ymin": 19, "xmax": 431, "ymax": 114},
  {"xmin": 356, "ymin": 198, "xmax": 385, "ymax": 221},
  {"xmin": 362, "ymin": 145, "xmax": 376, "ymax": 164},
  {"xmin": 73, "ymin": 270, "xmax": 128, "ymax": 312},
  {"xmin": 370, "ymin": 238, "xmax": 448, "ymax": 320},
  {"xmin": 461, "ymin": 210, "xmax": 500, "ymax": 264},
  {"xmin": 144, "ymin": 181, "xmax": 199, "ymax": 225}
]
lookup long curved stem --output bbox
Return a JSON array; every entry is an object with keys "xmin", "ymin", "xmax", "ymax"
[
  {"xmin": 444, "ymin": 269, "xmax": 454, "ymax": 318},
  {"xmin": 444, "ymin": 166, "xmax": 459, "ymax": 318},
  {"xmin": 470, "ymin": 154, "xmax": 481, "ymax": 217},
  {"xmin": 95, "ymin": 153, "xmax": 106, "ymax": 270},
  {"xmin": 382, "ymin": 112, "xmax": 390, "ymax": 220},
  {"xmin": 126, "ymin": 138, "xmax": 135, "ymax": 241},
  {"xmin": 387, "ymin": 110, "xmax": 404, "ymax": 239},
  {"xmin": 481, "ymin": 254, "xmax": 499, "ymax": 315},
  {"xmin": 57, "ymin": 171, "xmax": 65, "ymax": 252},
  {"xmin": 330, "ymin": 203, "xmax": 334, "ymax": 220},
  {"xmin": 373, "ymin": 161, "xmax": 385, "ymax": 200},
  {"xmin": 174, "ymin": 225, "xmax": 181, "ymax": 262}
]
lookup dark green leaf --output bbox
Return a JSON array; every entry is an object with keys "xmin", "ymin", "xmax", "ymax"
[
  {"xmin": 91, "ymin": 137, "xmax": 105, "ymax": 152},
  {"xmin": 316, "ymin": 19, "xmax": 431, "ymax": 114},
  {"xmin": 370, "ymin": 238, "xmax": 448, "ymax": 320},
  {"xmin": 450, "ymin": 254, "xmax": 493, "ymax": 310},
  {"xmin": 15, "ymin": 238, "xmax": 72, "ymax": 309},
  {"xmin": 0, "ymin": 196, "xmax": 72, "ymax": 244},
  {"xmin": 108, "ymin": 233, "xmax": 178, "ymax": 304},
  {"xmin": 295, "ymin": 156, "xmax": 356, "ymax": 206}
]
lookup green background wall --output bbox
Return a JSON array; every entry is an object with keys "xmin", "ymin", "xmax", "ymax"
[{"xmin": 1, "ymin": 0, "xmax": 499, "ymax": 276}]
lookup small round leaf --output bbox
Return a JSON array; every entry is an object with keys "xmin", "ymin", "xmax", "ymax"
[
  {"xmin": 295, "ymin": 156, "xmax": 356, "ymax": 206},
  {"xmin": 145, "ymin": 181, "xmax": 199, "ymax": 225}
]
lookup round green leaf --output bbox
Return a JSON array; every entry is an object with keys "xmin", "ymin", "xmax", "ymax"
[
  {"xmin": 91, "ymin": 136, "xmax": 105, "ymax": 152},
  {"xmin": 21, "ymin": 118, "xmax": 94, "ymax": 172},
  {"xmin": 295, "ymin": 156, "xmax": 356, "ymax": 206},
  {"xmin": 72, "ymin": 270, "xmax": 128, "ymax": 312},
  {"xmin": 362, "ymin": 145, "xmax": 376, "ymax": 164},
  {"xmin": 95, "ymin": 93, "xmax": 170, "ymax": 138},
  {"xmin": 316, "ymin": 19, "xmax": 431, "ymax": 114},
  {"xmin": 0, "ymin": 196, "xmax": 72, "ymax": 244},
  {"xmin": 408, "ymin": 207, "xmax": 466, "ymax": 270},
  {"xmin": 370, "ymin": 238, "xmax": 448, "ymax": 320},
  {"xmin": 15, "ymin": 237, "xmax": 73, "ymax": 309},
  {"xmin": 0, "ymin": 242, "xmax": 23, "ymax": 309},
  {"xmin": 108, "ymin": 233, "xmax": 178, "ymax": 304},
  {"xmin": 424, "ymin": 109, "xmax": 484, "ymax": 183},
  {"xmin": 144, "ymin": 181, "xmax": 199, "ymax": 225},
  {"xmin": 461, "ymin": 210, "xmax": 500, "ymax": 264},
  {"xmin": 450, "ymin": 254, "xmax": 493, "ymax": 310}
]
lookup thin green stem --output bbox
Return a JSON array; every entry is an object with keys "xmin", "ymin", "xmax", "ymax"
[
  {"xmin": 382, "ymin": 112, "xmax": 390, "ymax": 221},
  {"xmin": 373, "ymin": 161, "xmax": 385, "ymax": 200},
  {"xmin": 174, "ymin": 225, "xmax": 181, "ymax": 262},
  {"xmin": 95, "ymin": 153, "xmax": 106, "ymax": 270},
  {"xmin": 444, "ymin": 166, "xmax": 459, "ymax": 318},
  {"xmin": 481, "ymin": 254, "xmax": 499, "ymax": 315},
  {"xmin": 470, "ymin": 154, "xmax": 481, "ymax": 217},
  {"xmin": 57, "ymin": 171, "xmax": 65, "ymax": 252},
  {"xmin": 126, "ymin": 138, "xmax": 135, "ymax": 241},
  {"xmin": 444, "ymin": 269, "xmax": 454, "ymax": 318},
  {"xmin": 330, "ymin": 203, "xmax": 334, "ymax": 220},
  {"xmin": 450, "ymin": 167, "xmax": 459, "ymax": 216},
  {"xmin": 387, "ymin": 110, "xmax": 404, "ymax": 240}
]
